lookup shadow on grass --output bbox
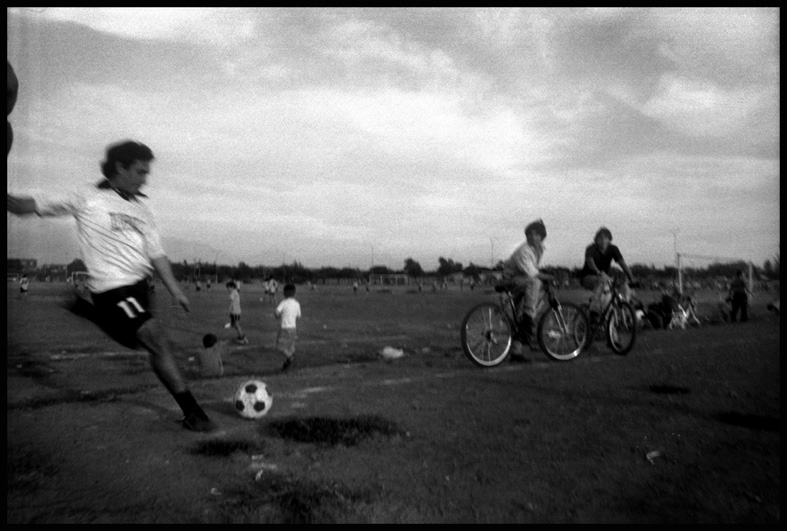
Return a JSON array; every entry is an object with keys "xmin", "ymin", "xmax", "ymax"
[
  {"xmin": 214, "ymin": 471, "xmax": 374, "ymax": 524},
  {"xmin": 715, "ymin": 412, "xmax": 780, "ymax": 432},
  {"xmin": 266, "ymin": 415, "xmax": 403, "ymax": 447}
]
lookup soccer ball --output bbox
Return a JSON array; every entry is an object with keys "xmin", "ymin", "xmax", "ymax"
[{"xmin": 233, "ymin": 379, "xmax": 273, "ymax": 419}]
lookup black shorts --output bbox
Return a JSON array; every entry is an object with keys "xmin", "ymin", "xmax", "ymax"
[
  {"xmin": 91, "ymin": 279, "xmax": 153, "ymax": 346},
  {"xmin": 230, "ymin": 314, "xmax": 241, "ymax": 326}
]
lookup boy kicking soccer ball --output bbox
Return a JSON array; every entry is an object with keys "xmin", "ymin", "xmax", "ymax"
[
  {"xmin": 7, "ymin": 140, "xmax": 216, "ymax": 432},
  {"xmin": 275, "ymin": 284, "xmax": 301, "ymax": 371}
]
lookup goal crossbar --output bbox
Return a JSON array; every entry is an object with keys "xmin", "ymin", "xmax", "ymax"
[{"xmin": 677, "ymin": 253, "xmax": 753, "ymax": 294}]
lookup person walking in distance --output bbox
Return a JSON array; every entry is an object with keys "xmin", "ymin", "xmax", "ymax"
[
  {"xmin": 729, "ymin": 269, "xmax": 752, "ymax": 323},
  {"xmin": 275, "ymin": 284, "xmax": 302, "ymax": 371},
  {"xmin": 226, "ymin": 281, "xmax": 249, "ymax": 344}
]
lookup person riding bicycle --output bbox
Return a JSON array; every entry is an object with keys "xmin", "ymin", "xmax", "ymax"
[
  {"xmin": 579, "ymin": 227, "xmax": 635, "ymax": 320},
  {"xmin": 501, "ymin": 219, "xmax": 551, "ymax": 354}
]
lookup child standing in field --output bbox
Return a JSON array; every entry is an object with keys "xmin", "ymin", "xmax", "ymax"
[
  {"xmin": 19, "ymin": 273, "xmax": 29, "ymax": 298},
  {"xmin": 226, "ymin": 281, "xmax": 249, "ymax": 344},
  {"xmin": 275, "ymin": 284, "xmax": 301, "ymax": 372}
]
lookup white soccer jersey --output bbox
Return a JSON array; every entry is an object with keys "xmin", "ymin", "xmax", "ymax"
[
  {"xmin": 275, "ymin": 298, "xmax": 301, "ymax": 329},
  {"xmin": 34, "ymin": 184, "xmax": 166, "ymax": 294}
]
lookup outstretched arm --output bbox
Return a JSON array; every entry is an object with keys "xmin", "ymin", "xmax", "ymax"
[{"xmin": 7, "ymin": 194, "xmax": 37, "ymax": 215}]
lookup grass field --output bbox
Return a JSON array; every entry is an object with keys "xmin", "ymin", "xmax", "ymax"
[{"xmin": 6, "ymin": 281, "xmax": 781, "ymax": 523}]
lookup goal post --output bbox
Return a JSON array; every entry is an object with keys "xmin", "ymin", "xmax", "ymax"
[
  {"xmin": 369, "ymin": 273, "xmax": 410, "ymax": 286},
  {"xmin": 677, "ymin": 253, "xmax": 753, "ymax": 294}
]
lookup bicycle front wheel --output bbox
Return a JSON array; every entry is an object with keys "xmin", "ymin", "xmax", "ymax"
[
  {"xmin": 537, "ymin": 302, "xmax": 589, "ymax": 361},
  {"xmin": 607, "ymin": 300, "xmax": 637, "ymax": 355},
  {"xmin": 460, "ymin": 302, "xmax": 513, "ymax": 367}
]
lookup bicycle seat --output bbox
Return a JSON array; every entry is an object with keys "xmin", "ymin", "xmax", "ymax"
[{"xmin": 494, "ymin": 285, "xmax": 507, "ymax": 293}]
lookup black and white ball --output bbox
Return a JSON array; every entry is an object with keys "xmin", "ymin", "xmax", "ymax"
[{"xmin": 234, "ymin": 379, "xmax": 273, "ymax": 419}]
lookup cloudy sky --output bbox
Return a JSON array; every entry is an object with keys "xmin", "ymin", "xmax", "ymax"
[{"xmin": 6, "ymin": 8, "xmax": 780, "ymax": 271}]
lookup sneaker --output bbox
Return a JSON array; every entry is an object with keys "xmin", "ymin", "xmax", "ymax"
[
  {"xmin": 234, "ymin": 337, "xmax": 249, "ymax": 345},
  {"xmin": 281, "ymin": 356, "xmax": 294, "ymax": 372},
  {"xmin": 509, "ymin": 342, "xmax": 531, "ymax": 362},
  {"xmin": 181, "ymin": 410, "xmax": 217, "ymax": 433}
]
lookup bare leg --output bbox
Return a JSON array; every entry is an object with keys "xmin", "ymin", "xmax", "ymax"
[
  {"xmin": 136, "ymin": 318, "xmax": 187, "ymax": 395},
  {"xmin": 137, "ymin": 318, "xmax": 215, "ymax": 431}
]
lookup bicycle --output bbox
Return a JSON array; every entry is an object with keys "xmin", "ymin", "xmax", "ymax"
[
  {"xmin": 460, "ymin": 279, "xmax": 590, "ymax": 367},
  {"xmin": 581, "ymin": 275, "xmax": 639, "ymax": 355}
]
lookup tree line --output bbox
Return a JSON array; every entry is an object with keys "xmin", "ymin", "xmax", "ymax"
[{"xmin": 14, "ymin": 253, "xmax": 780, "ymax": 285}]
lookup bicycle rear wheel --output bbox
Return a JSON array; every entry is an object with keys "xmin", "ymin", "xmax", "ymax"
[
  {"xmin": 460, "ymin": 302, "xmax": 513, "ymax": 367},
  {"xmin": 537, "ymin": 302, "xmax": 589, "ymax": 361},
  {"xmin": 607, "ymin": 300, "xmax": 637, "ymax": 355}
]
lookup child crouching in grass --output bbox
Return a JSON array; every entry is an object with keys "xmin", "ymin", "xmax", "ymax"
[{"xmin": 275, "ymin": 284, "xmax": 301, "ymax": 371}]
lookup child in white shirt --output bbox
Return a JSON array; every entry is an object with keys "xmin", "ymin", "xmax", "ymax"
[{"xmin": 275, "ymin": 283, "xmax": 301, "ymax": 371}]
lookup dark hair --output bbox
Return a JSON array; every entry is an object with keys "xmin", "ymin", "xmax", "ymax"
[
  {"xmin": 284, "ymin": 284, "xmax": 296, "ymax": 296},
  {"xmin": 226, "ymin": 281, "xmax": 236, "ymax": 289},
  {"xmin": 203, "ymin": 333, "xmax": 217, "ymax": 348},
  {"xmin": 595, "ymin": 227, "xmax": 613, "ymax": 241},
  {"xmin": 100, "ymin": 140, "xmax": 154, "ymax": 179},
  {"xmin": 525, "ymin": 219, "xmax": 546, "ymax": 239}
]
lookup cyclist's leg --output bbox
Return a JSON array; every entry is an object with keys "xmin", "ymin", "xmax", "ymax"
[
  {"xmin": 521, "ymin": 277, "xmax": 542, "ymax": 348},
  {"xmin": 610, "ymin": 269, "xmax": 630, "ymax": 301},
  {"xmin": 499, "ymin": 279, "xmax": 524, "ymax": 354},
  {"xmin": 581, "ymin": 274, "xmax": 603, "ymax": 313}
]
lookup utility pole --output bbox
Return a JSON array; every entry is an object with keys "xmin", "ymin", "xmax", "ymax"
[
  {"xmin": 214, "ymin": 252, "xmax": 219, "ymax": 283},
  {"xmin": 671, "ymin": 229, "xmax": 681, "ymax": 294}
]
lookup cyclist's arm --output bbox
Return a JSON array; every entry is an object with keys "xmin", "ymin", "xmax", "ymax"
[
  {"xmin": 584, "ymin": 256, "xmax": 602, "ymax": 275},
  {"xmin": 617, "ymin": 257, "xmax": 635, "ymax": 282}
]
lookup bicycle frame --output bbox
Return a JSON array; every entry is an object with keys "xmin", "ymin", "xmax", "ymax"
[
  {"xmin": 461, "ymin": 279, "xmax": 588, "ymax": 366},
  {"xmin": 497, "ymin": 281, "xmax": 566, "ymax": 340},
  {"xmin": 589, "ymin": 277, "xmax": 627, "ymax": 332},
  {"xmin": 583, "ymin": 275, "xmax": 638, "ymax": 355}
]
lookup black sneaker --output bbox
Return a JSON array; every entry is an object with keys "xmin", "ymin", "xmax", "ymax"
[
  {"xmin": 181, "ymin": 410, "xmax": 217, "ymax": 433},
  {"xmin": 281, "ymin": 357, "xmax": 293, "ymax": 372}
]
